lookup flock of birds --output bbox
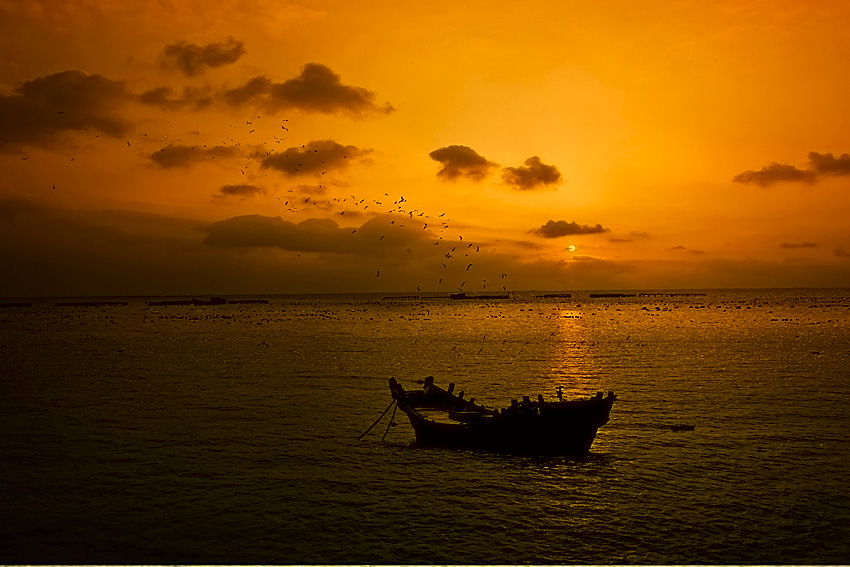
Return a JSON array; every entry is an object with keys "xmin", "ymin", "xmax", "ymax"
[
  {"xmin": 19, "ymin": 111, "xmax": 511, "ymax": 293},
  {"xmin": 204, "ymin": 115, "xmax": 511, "ymax": 292}
]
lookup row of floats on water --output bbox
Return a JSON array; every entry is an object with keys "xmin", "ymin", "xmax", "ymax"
[{"xmin": 0, "ymin": 298, "xmax": 270, "ymax": 308}]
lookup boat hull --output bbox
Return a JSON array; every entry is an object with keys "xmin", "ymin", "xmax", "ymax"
[{"xmin": 389, "ymin": 378, "xmax": 615, "ymax": 456}]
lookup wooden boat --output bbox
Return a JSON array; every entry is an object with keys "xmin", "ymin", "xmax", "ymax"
[{"xmin": 388, "ymin": 377, "xmax": 616, "ymax": 456}]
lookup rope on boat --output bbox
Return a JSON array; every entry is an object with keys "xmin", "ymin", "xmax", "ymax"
[
  {"xmin": 381, "ymin": 401, "xmax": 398, "ymax": 441},
  {"xmin": 357, "ymin": 398, "xmax": 396, "ymax": 440}
]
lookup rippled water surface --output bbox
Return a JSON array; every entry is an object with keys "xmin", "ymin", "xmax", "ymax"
[{"xmin": 2, "ymin": 289, "xmax": 849, "ymax": 563}]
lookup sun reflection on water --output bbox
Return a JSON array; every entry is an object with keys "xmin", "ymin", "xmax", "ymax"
[{"xmin": 539, "ymin": 307, "xmax": 606, "ymax": 399}]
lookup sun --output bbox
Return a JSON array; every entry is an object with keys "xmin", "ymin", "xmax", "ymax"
[{"xmin": 567, "ymin": 244, "xmax": 576, "ymax": 252}]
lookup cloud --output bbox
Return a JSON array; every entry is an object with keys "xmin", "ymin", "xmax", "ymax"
[
  {"xmin": 0, "ymin": 200, "xmax": 236, "ymax": 297},
  {"xmin": 4, "ymin": 198, "xmax": 850, "ymax": 297},
  {"xmin": 0, "ymin": 197, "xmax": 46, "ymax": 219},
  {"xmin": 531, "ymin": 220, "xmax": 609, "ymax": 238},
  {"xmin": 0, "ymin": 70, "xmax": 131, "ymax": 150},
  {"xmin": 222, "ymin": 63, "xmax": 394, "ymax": 115},
  {"xmin": 732, "ymin": 162, "xmax": 816, "ymax": 187},
  {"xmin": 138, "ymin": 86, "xmax": 213, "ymax": 110},
  {"xmin": 780, "ymin": 241, "xmax": 817, "ymax": 249},
  {"xmin": 217, "ymin": 184, "xmax": 265, "ymax": 198},
  {"xmin": 807, "ymin": 151, "xmax": 850, "ymax": 176},
  {"xmin": 161, "ymin": 37, "xmax": 246, "ymax": 76},
  {"xmin": 501, "ymin": 156, "xmax": 563, "ymax": 190},
  {"xmin": 221, "ymin": 76, "xmax": 272, "ymax": 107},
  {"xmin": 733, "ymin": 151, "xmax": 850, "ymax": 187},
  {"xmin": 203, "ymin": 214, "xmax": 428, "ymax": 256},
  {"xmin": 204, "ymin": 215, "xmax": 339, "ymax": 251},
  {"xmin": 149, "ymin": 144, "xmax": 242, "ymax": 167},
  {"xmin": 429, "ymin": 145, "xmax": 498, "ymax": 181},
  {"xmin": 259, "ymin": 139, "xmax": 371, "ymax": 176}
]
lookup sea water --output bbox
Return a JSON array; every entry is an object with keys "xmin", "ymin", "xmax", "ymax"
[{"xmin": 1, "ymin": 289, "xmax": 849, "ymax": 563}]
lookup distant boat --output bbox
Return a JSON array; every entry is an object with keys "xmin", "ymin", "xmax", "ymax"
[{"xmin": 388, "ymin": 377, "xmax": 616, "ymax": 456}]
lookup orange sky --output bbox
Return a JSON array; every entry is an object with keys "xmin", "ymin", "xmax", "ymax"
[{"xmin": 2, "ymin": 0, "xmax": 850, "ymax": 296}]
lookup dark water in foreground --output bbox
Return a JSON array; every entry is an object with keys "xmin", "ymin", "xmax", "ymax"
[{"xmin": 1, "ymin": 289, "xmax": 849, "ymax": 564}]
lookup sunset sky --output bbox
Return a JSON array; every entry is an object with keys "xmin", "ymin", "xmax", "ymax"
[{"xmin": 2, "ymin": 0, "xmax": 850, "ymax": 297}]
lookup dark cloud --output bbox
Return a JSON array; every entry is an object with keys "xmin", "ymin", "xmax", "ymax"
[
  {"xmin": 203, "ymin": 214, "xmax": 425, "ymax": 256},
  {"xmin": 501, "ymin": 156, "xmax": 562, "ymax": 190},
  {"xmin": 429, "ymin": 145, "xmax": 498, "ymax": 181},
  {"xmin": 0, "ymin": 200, "xmax": 230, "ymax": 297},
  {"xmin": 807, "ymin": 151, "xmax": 850, "ymax": 176},
  {"xmin": 732, "ymin": 162, "xmax": 816, "ymax": 187},
  {"xmin": 204, "ymin": 215, "xmax": 339, "ymax": 251},
  {"xmin": 3, "ymin": 199, "xmax": 850, "ymax": 296},
  {"xmin": 780, "ymin": 241, "xmax": 817, "ymax": 249},
  {"xmin": 150, "ymin": 144, "xmax": 241, "ymax": 168},
  {"xmin": 0, "ymin": 70, "xmax": 131, "ymax": 150},
  {"xmin": 161, "ymin": 37, "xmax": 246, "ymax": 76},
  {"xmin": 138, "ymin": 85, "xmax": 213, "ymax": 110},
  {"xmin": 259, "ymin": 139, "xmax": 371, "ymax": 176},
  {"xmin": 733, "ymin": 151, "xmax": 850, "ymax": 187},
  {"xmin": 0, "ymin": 197, "xmax": 45, "ymax": 219},
  {"xmin": 218, "ymin": 184, "xmax": 265, "ymax": 198},
  {"xmin": 222, "ymin": 63, "xmax": 394, "ymax": 115},
  {"xmin": 222, "ymin": 76, "xmax": 272, "ymax": 107},
  {"xmin": 531, "ymin": 220, "xmax": 609, "ymax": 238}
]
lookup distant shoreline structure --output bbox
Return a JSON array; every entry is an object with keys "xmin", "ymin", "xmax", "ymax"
[
  {"xmin": 5, "ymin": 288, "xmax": 850, "ymax": 306},
  {"xmin": 449, "ymin": 292, "xmax": 510, "ymax": 300},
  {"xmin": 146, "ymin": 297, "xmax": 270, "ymax": 306}
]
